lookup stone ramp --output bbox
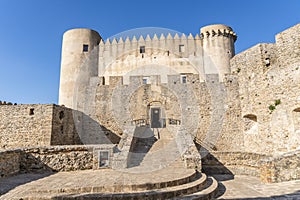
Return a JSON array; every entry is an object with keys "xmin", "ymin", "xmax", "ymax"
[{"xmin": 125, "ymin": 128, "xmax": 181, "ymax": 173}]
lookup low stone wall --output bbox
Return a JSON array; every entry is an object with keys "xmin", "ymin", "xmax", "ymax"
[
  {"xmin": 0, "ymin": 145, "xmax": 115, "ymax": 177},
  {"xmin": 201, "ymin": 151, "xmax": 268, "ymax": 177},
  {"xmin": 260, "ymin": 150, "xmax": 300, "ymax": 183},
  {"xmin": 20, "ymin": 146, "xmax": 94, "ymax": 172},
  {"xmin": 0, "ymin": 149, "xmax": 21, "ymax": 177},
  {"xmin": 201, "ymin": 150, "xmax": 300, "ymax": 183}
]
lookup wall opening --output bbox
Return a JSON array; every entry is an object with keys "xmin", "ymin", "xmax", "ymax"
[
  {"xmin": 181, "ymin": 75, "xmax": 187, "ymax": 83},
  {"xmin": 243, "ymin": 114, "xmax": 258, "ymax": 134},
  {"xmin": 179, "ymin": 44, "xmax": 185, "ymax": 53},
  {"xmin": 59, "ymin": 111, "xmax": 64, "ymax": 120},
  {"xmin": 140, "ymin": 46, "xmax": 145, "ymax": 53},
  {"xmin": 83, "ymin": 44, "xmax": 89, "ymax": 52},
  {"xmin": 142, "ymin": 76, "xmax": 150, "ymax": 84},
  {"xmin": 29, "ymin": 108, "xmax": 34, "ymax": 115}
]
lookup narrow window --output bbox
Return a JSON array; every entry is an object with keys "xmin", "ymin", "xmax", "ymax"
[
  {"xmin": 59, "ymin": 111, "xmax": 64, "ymax": 120},
  {"xmin": 179, "ymin": 44, "xmax": 185, "ymax": 53},
  {"xmin": 140, "ymin": 46, "xmax": 145, "ymax": 53},
  {"xmin": 143, "ymin": 76, "xmax": 150, "ymax": 84},
  {"xmin": 83, "ymin": 44, "xmax": 89, "ymax": 52},
  {"xmin": 102, "ymin": 77, "xmax": 105, "ymax": 85},
  {"xmin": 181, "ymin": 75, "xmax": 187, "ymax": 83},
  {"xmin": 29, "ymin": 108, "xmax": 34, "ymax": 115}
]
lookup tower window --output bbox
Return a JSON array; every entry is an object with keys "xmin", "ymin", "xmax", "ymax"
[
  {"xmin": 140, "ymin": 46, "xmax": 145, "ymax": 53},
  {"xmin": 83, "ymin": 44, "xmax": 89, "ymax": 52},
  {"xmin": 143, "ymin": 76, "xmax": 150, "ymax": 84},
  {"xmin": 179, "ymin": 44, "xmax": 185, "ymax": 53},
  {"xmin": 181, "ymin": 75, "xmax": 187, "ymax": 83}
]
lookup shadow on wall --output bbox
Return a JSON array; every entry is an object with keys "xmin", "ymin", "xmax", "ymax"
[
  {"xmin": 51, "ymin": 107, "xmax": 121, "ymax": 145},
  {"xmin": 127, "ymin": 127, "xmax": 157, "ymax": 168},
  {"xmin": 195, "ymin": 143, "xmax": 234, "ymax": 180}
]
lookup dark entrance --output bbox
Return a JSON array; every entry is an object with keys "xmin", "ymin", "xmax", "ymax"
[{"xmin": 151, "ymin": 108, "xmax": 161, "ymax": 128}]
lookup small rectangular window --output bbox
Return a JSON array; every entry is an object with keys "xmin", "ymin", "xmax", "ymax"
[
  {"xmin": 143, "ymin": 76, "xmax": 150, "ymax": 84},
  {"xmin": 179, "ymin": 44, "xmax": 185, "ymax": 53},
  {"xmin": 181, "ymin": 75, "xmax": 187, "ymax": 83},
  {"xmin": 83, "ymin": 44, "xmax": 89, "ymax": 52},
  {"xmin": 29, "ymin": 108, "xmax": 34, "ymax": 115},
  {"xmin": 140, "ymin": 46, "xmax": 145, "ymax": 53}
]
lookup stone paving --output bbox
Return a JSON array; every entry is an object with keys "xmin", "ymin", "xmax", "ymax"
[
  {"xmin": 1, "ymin": 171, "xmax": 300, "ymax": 199},
  {"xmin": 0, "ymin": 162, "xmax": 196, "ymax": 199},
  {"xmin": 215, "ymin": 175, "xmax": 300, "ymax": 199}
]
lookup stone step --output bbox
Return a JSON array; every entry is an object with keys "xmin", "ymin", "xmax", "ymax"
[
  {"xmin": 31, "ymin": 170, "xmax": 198, "ymax": 195},
  {"xmin": 35, "ymin": 172, "xmax": 209, "ymax": 200},
  {"xmin": 171, "ymin": 176, "xmax": 219, "ymax": 200}
]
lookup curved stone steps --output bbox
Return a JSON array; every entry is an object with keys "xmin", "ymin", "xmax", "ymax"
[
  {"xmin": 171, "ymin": 176, "xmax": 219, "ymax": 200},
  {"xmin": 50, "ymin": 172, "xmax": 208, "ymax": 200},
  {"xmin": 31, "ymin": 170, "xmax": 198, "ymax": 195}
]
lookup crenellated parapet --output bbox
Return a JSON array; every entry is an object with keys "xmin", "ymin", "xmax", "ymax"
[
  {"xmin": 98, "ymin": 32, "xmax": 202, "ymax": 61},
  {"xmin": 200, "ymin": 24, "xmax": 237, "ymax": 41}
]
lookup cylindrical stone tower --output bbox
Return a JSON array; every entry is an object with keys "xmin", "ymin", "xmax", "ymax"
[
  {"xmin": 200, "ymin": 24, "xmax": 237, "ymax": 81},
  {"xmin": 59, "ymin": 28, "xmax": 101, "ymax": 108}
]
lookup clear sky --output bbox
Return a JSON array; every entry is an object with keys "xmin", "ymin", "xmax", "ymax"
[{"xmin": 0, "ymin": 0, "xmax": 299, "ymax": 104}]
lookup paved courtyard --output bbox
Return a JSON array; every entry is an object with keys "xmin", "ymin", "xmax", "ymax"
[
  {"xmin": 215, "ymin": 175, "xmax": 300, "ymax": 199},
  {"xmin": 1, "ymin": 170, "xmax": 300, "ymax": 199}
]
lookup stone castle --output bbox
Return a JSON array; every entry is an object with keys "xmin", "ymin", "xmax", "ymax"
[{"xmin": 1, "ymin": 23, "xmax": 300, "ymax": 199}]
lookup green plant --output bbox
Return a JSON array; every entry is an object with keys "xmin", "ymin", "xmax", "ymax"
[
  {"xmin": 236, "ymin": 68, "xmax": 241, "ymax": 73},
  {"xmin": 275, "ymin": 99, "xmax": 281, "ymax": 106},
  {"xmin": 269, "ymin": 105, "xmax": 276, "ymax": 111}
]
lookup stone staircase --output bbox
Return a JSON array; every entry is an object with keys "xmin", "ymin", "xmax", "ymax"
[{"xmin": 20, "ymin": 171, "xmax": 218, "ymax": 200}]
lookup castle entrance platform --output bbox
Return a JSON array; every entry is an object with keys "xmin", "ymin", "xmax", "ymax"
[
  {"xmin": 0, "ymin": 160, "xmax": 218, "ymax": 200},
  {"xmin": 1, "ymin": 168, "xmax": 300, "ymax": 199}
]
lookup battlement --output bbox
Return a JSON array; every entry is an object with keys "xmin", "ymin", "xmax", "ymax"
[
  {"xmin": 200, "ymin": 24, "xmax": 237, "ymax": 42},
  {"xmin": 100, "ymin": 33, "xmax": 199, "ymax": 46}
]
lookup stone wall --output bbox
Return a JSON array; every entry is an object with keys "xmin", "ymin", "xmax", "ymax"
[
  {"xmin": 0, "ymin": 104, "xmax": 86, "ymax": 149},
  {"xmin": 20, "ymin": 145, "xmax": 94, "ymax": 172},
  {"xmin": 201, "ymin": 151, "xmax": 268, "ymax": 177},
  {"xmin": 51, "ymin": 105, "xmax": 82, "ymax": 145},
  {"xmin": 0, "ymin": 145, "xmax": 115, "ymax": 177},
  {"xmin": 260, "ymin": 150, "xmax": 300, "ymax": 183},
  {"xmin": 82, "ymin": 73, "xmax": 244, "ymax": 152},
  {"xmin": 230, "ymin": 23, "xmax": 300, "ymax": 154},
  {"xmin": 201, "ymin": 150, "xmax": 300, "ymax": 183},
  {"xmin": 0, "ymin": 104, "xmax": 53, "ymax": 149},
  {"xmin": 0, "ymin": 149, "xmax": 21, "ymax": 177}
]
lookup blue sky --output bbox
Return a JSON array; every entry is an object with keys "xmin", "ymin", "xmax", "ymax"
[{"xmin": 0, "ymin": 0, "xmax": 299, "ymax": 104}]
